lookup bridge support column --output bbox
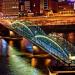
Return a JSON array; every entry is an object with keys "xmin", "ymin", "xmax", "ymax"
[
  {"xmin": 45, "ymin": 58, "xmax": 52, "ymax": 75},
  {"xmin": 9, "ymin": 40, "xmax": 14, "ymax": 47},
  {"xmin": 8, "ymin": 40, "xmax": 14, "ymax": 56},
  {"xmin": 31, "ymin": 57, "xmax": 38, "ymax": 67},
  {"xmin": 20, "ymin": 38, "xmax": 25, "ymax": 52}
]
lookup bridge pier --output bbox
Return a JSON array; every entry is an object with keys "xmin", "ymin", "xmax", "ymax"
[
  {"xmin": 31, "ymin": 57, "xmax": 38, "ymax": 67},
  {"xmin": 8, "ymin": 38, "xmax": 22, "ymax": 56},
  {"xmin": 20, "ymin": 38, "xmax": 25, "ymax": 53},
  {"xmin": 31, "ymin": 57, "xmax": 53, "ymax": 75},
  {"xmin": 8, "ymin": 40, "xmax": 14, "ymax": 56}
]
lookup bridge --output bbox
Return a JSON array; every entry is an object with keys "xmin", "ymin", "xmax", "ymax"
[
  {"xmin": 0, "ymin": 19, "xmax": 75, "ymax": 65},
  {"xmin": 1, "ymin": 16, "xmax": 75, "ymax": 33},
  {"xmin": 1, "ymin": 16, "xmax": 75, "ymax": 25}
]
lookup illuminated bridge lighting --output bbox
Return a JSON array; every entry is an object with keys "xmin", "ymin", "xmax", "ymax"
[
  {"xmin": 1, "ymin": 20, "xmax": 75, "ymax": 64},
  {"xmin": 10, "ymin": 20, "xmax": 71, "ymax": 64}
]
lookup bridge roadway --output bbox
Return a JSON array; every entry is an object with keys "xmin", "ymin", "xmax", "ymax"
[
  {"xmin": 0, "ymin": 16, "xmax": 75, "ymax": 32},
  {"xmin": 1, "ymin": 16, "xmax": 75, "ymax": 25}
]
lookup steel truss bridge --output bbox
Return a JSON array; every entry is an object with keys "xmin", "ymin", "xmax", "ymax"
[{"xmin": 0, "ymin": 20, "xmax": 75, "ymax": 65}]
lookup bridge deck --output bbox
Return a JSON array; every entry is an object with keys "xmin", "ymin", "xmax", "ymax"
[{"xmin": 1, "ymin": 16, "xmax": 75, "ymax": 26}]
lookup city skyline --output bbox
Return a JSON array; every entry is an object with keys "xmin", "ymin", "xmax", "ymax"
[{"xmin": 0, "ymin": 0, "xmax": 74, "ymax": 17}]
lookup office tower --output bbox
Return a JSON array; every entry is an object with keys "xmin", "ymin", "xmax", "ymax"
[{"xmin": 2, "ymin": 0, "xmax": 19, "ymax": 16}]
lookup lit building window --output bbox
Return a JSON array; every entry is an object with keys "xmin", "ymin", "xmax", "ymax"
[
  {"xmin": 58, "ymin": 0, "xmax": 65, "ymax": 2},
  {"xmin": 12, "ymin": 6, "xmax": 18, "ymax": 9},
  {"xmin": 44, "ymin": 0, "xmax": 48, "ymax": 9}
]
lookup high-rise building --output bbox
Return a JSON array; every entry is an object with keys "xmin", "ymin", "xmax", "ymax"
[
  {"xmin": 0, "ymin": 0, "xmax": 58, "ymax": 17},
  {"xmin": 19, "ymin": 0, "xmax": 31, "ymax": 16},
  {"xmin": 40, "ymin": 0, "xmax": 58, "ymax": 13},
  {"xmin": 2, "ymin": 0, "xmax": 19, "ymax": 16},
  {"xmin": 48, "ymin": 0, "xmax": 58, "ymax": 13},
  {"xmin": 26, "ymin": 0, "xmax": 58, "ymax": 15},
  {"xmin": 30, "ymin": 0, "xmax": 40, "ymax": 15},
  {"xmin": 0, "ymin": 0, "xmax": 3, "ymax": 12}
]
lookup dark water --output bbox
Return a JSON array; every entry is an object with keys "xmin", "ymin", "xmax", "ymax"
[
  {"xmin": 0, "ymin": 32, "xmax": 75, "ymax": 75},
  {"xmin": 0, "ymin": 56, "xmax": 48, "ymax": 75},
  {"xmin": 0, "ymin": 57, "xmax": 10, "ymax": 75}
]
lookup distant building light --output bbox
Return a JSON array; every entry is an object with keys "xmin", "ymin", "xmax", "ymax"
[
  {"xmin": 12, "ymin": 6, "xmax": 18, "ymax": 9},
  {"xmin": 33, "ymin": 3, "xmax": 36, "ymax": 7},
  {"xmin": 67, "ymin": 0, "xmax": 75, "ymax": 2},
  {"xmin": 58, "ymin": 0, "xmax": 65, "ymax": 2}
]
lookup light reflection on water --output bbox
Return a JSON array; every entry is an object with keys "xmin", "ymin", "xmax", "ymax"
[
  {"xmin": 0, "ymin": 56, "xmax": 44, "ymax": 75},
  {"xmin": 0, "ymin": 39, "xmax": 45, "ymax": 75},
  {"xmin": 2, "ymin": 39, "xmax": 8, "ymax": 56},
  {"xmin": 0, "ymin": 32, "xmax": 75, "ymax": 75}
]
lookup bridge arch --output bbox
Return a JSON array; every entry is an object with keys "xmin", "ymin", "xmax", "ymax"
[
  {"xmin": 10, "ymin": 21, "xmax": 70, "ymax": 64},
  {"xmin": 0, "ymin": 20, "xmax": 71, "ymax": 64}
]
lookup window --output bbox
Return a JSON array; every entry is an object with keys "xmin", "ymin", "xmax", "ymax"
[{"xmin": 44, "ymin": 0, "xmax": 48, "ymax": 9}]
